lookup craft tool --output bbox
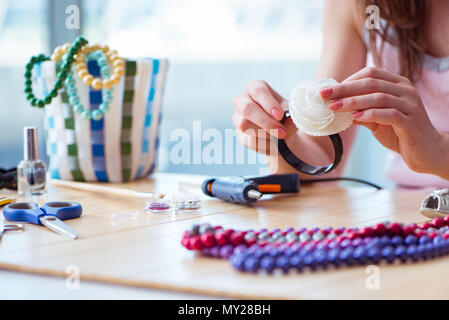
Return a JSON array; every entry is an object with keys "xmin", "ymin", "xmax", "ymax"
[
  {"xmin": 421, "ymin": 188, "xmax": 449, "ymax": 218},
  {"xmin": 201, "ymin": 174, "xmax": 381, "ymax": 206},
  {"xmin": 0, "ymin": 223, "xmax": 25, "ymax": 241},
  {"xmin": 181, "ymin": 217, "xmax": 449, "ymax": 274},
  {"xmin": 201, "ymin": 174, "xmax": 300, "ymax": 205},
  {"xmin": 3, "ymin": 201, "xmax": 82, "ymax": 239},
  {"xmin": 272, "ymin": 79, "xmax": 346, "ymax": 175},
  {"xmin": 276, "ymin": 115, "xmax": 343, "ymax": 175},
  {"xmin": 51, "ymin": 179, "xmax": 163, "ymax": 199},
  {"xmin": 0, "ymin": 196, "xmax": 16, "ymax": 207}
]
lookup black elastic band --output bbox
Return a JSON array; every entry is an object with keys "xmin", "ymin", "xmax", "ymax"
[
  {"xmin": 275, "ymin": 113, "xmax": 343, "ymax": 176},
  {"xmin": 0, "ymin": 168, "xmax": 17, "ymax": 190}
]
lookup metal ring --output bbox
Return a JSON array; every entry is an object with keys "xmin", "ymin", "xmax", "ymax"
[
  {"xmin": 3, "ymin": 224, "xmax": 25, "ymax": 231},
  {"xmin": 275, "ymin": 112, "xmax": 343, "ymax": 176}
]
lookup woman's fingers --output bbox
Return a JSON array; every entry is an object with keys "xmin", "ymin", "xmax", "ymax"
[
  {"xmin": 267, "ymin": 85, "xmax": 289, "ymax": 109},
  {"xmin": 328, "ymin": 93, "xmax": 410, "ymax": 114},
  {"xmin": 232, "ymin": 113, "xmax": 274, "ymax": 140},
  {"xmin": 352, "ymin": 107, "xmax": 409, "ymax": 128},
  {"xmin": 343, "ymin": 66, "xmax": 409, "ymax": 84},
  {"xmin": 352, "ymin": 120, "xmax": 378, "ymax": 132},
  {"xmin": 246, "ymin": 80, "xmax": 285, "ymax": 121},
  {"xmin": 232, "ymin": 113, "xmax": 259, "ymax": 132},
  {"xmin": 236, "ymin": 129, "xmax": 273, "ymax": 155},
  {"xmin": 320, "ymin": 78, "xmax": 402, "ymax": 100},
  {"xmin": 353, "ymin": 120, "xmax": 399, "ymax": 152},
  {"xmin": 233, "ymin": 94, "xmax": 287, "ymax": 138}
]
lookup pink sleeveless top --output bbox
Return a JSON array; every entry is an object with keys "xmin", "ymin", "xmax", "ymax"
[{"xmin": 363, "ymin": 27, "xmax": 449, "ymax": 189}]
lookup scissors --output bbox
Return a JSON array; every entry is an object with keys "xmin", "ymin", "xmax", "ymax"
[
  {"xmin": 0, "ymin": 223, "xmax": 25, "ymax": 241},
  {"xmin": 3, "ymin": 201, "xmax": 82, "ymax": 239}
]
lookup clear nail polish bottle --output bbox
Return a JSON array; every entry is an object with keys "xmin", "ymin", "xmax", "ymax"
[{"xmin": 17, "ymin": 127, "xmax": 47, "ymax": 197}]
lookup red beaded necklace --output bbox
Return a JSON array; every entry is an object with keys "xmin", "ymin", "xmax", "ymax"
[{"xmin": 181, "ymin": 216, "xmax": 449, "ymax": 274}]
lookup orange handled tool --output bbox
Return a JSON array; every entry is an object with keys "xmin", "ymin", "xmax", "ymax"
[{"xmin": 201, "ymin": 174, "xmax": 300, "ymax": 205}]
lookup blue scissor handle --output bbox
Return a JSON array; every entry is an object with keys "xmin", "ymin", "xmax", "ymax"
[
  {"xmin": 3, "ymin": 201, "xmax": 83, "ymax": 225},
  {"xmin": 41, "ymin": 202, "xmax": 82, "ymax": 220},
  {"xmin": 3, "ymin": 202, "xmax": 44, "ymax": 225}
]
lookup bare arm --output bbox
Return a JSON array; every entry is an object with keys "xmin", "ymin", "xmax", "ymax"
[
  {"xmin": 233, "ymin": 0, "xmax": 367, "ymax": 177},
  {"xmin": 268, "ymin": 0, "xmax": 367, "ymax": 177}
]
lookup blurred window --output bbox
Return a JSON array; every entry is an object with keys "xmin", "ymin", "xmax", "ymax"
[
  {"xmin": 83, "ymin": 0, "xmax": 324, "ymax": 62},
  {"xmin": 0, "ymin": 0, "xmax": 391, "ymax": 187},
  {"xmin": 0, "ymin": 0, "xmax": 48, "ymax": 66},
  {"xmin": 0, "ymin": 0, "xmax": 48, "ymax": 168},
  {"xmin": 83, "ymin": 0, "xmax": 327, "ymax": 176}
]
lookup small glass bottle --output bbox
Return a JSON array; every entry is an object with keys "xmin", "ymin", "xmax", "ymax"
[
  {"xmin": 145, "ymin": 196, "xmax": 172, "ymax": 214},
  {"xmin": 172, "ymin": 194, "xmax": 202, "ymax": 214},
  {"xmin": 17, "ymin": 127, "xmax": 47, "ymax": 197}
]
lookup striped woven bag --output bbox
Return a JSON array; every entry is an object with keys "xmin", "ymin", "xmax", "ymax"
[{"xmin": 36, "ymin": 58, "xmax": 168, "ymax": 182}]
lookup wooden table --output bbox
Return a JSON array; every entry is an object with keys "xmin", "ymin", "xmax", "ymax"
[{"xmin": 0, "ymin": 173, "xmax": 443, "ymax": 299}]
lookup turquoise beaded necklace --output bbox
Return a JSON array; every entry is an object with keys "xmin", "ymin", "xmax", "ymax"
[{"xmin": 64, "ymin": 50, "xmax": 114, "ymax": 120}]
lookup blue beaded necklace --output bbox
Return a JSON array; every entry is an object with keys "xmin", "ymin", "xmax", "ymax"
[
  {"xmin": 181, "ymin": 220, "xmax": 449, "ymax": 275},
  {"xmin": 230, "ymin": 233, "xmax": 449, "ymax": 273}
]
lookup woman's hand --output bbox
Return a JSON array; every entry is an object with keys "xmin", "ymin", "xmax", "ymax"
[
  {"xmin": 232, "ymin": 80, "xmax": 295, "ymax": 155},
  {"xmin": 320, "ymin": 66, "xmax": 446, "ymax": 175}
]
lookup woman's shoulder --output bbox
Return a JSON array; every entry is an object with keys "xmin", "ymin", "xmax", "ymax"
[{"xmin": 322, "ymin": 0, "xmax": 366, "ymax": 39}]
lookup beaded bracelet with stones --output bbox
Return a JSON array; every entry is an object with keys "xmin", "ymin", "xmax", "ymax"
[{"xmin": 181, "ymin": 217, "xmax": 449, "ymax": 274}]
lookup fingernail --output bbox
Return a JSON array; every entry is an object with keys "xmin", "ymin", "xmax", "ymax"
[
  {"xmin": 275, "ymin": 127, "xmax": 287, "ymax": 138},
  {"xmin": 352, "ymin": 111, "xmax": 363, "ymax": 119},
  {"xmin": 328, "ymin": 100, "xmax": 343, "ymax": 111},
  {"xmin": 271, "ymin": 108, "xmax": 283, "ymax": 121},
  {"xmin": 320, "ymin": 87, "xmax": 333, "ymax": 99}
]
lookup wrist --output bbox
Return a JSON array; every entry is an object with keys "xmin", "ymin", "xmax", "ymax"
[
  {"xmin": 267, "ymin": 152, "xmax": 296, "ymax": 174},
  {"xmin": 432, "ymin": 132, "xmax": 449, "ymax": 180}
]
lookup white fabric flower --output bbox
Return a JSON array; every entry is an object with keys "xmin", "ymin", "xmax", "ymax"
[{"xmin": 288, "ymin": 79, "xmax": 353, "ymax": 136}]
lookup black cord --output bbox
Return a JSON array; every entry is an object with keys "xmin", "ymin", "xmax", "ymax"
[
  {"xmin": 0, "ymin": 167, "xmax": 17, "ymax": 190},
  {"xmin": 302, "ymin": 177, "xmax": 383, "ymax": 190}
]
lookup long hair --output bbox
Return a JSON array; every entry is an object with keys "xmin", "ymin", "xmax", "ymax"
[{"xmin": 362, "ymin": 0, "xmax": 427, "ymax": 81}]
